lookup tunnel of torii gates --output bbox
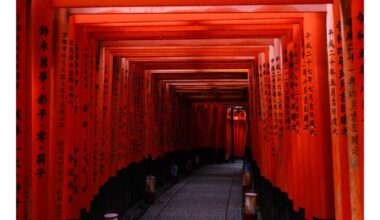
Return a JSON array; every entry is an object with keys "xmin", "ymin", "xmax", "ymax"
[{"xmin": 16, "ymin": 0, "xmax": 364, "ymax": 219}]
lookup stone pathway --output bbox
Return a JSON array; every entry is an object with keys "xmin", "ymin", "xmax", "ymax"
[{"xmin": 141, "ymin": 161, "xmax": 243, "ymax": 220}]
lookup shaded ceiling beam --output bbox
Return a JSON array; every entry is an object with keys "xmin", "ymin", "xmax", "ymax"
[
  {"xmin": 102, "ymin": 38, "xmax": 274, "ymax": 47},
  {"xmin": 89, "ymin": 29, "xmax": 291, "ymax": 40},
  {"xmin": 78, "ymin": 18, "xmax": 302, "ymax": 27},
  {"xmin": 72, "ymin": 13, "xmax": 306, "ymax": 24},
  {"xmin": 68, "ymin": 5, "xmax": 327, "ymax": 14},
  {"xmin": 53, "ymin": 0, "xmax": 332, "ymax": 8},
  {"xmin": 84, "ymin": 24, "xmax": 295, "ymax": 32}
]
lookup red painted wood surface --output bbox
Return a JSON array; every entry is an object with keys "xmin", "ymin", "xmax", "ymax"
[{"xmin": 16, "ymin": 2, "xmax": 364, "ymax": 220}]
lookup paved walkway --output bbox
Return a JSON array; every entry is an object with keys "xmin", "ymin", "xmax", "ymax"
[{"xmin": 141, "ymin": 161, "xmax": 243, "ymax": 220}]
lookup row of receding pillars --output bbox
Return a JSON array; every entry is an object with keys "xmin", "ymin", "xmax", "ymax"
[{"xmin": 103, "ymin": 155, "xmax": 201, "ymax": 220}]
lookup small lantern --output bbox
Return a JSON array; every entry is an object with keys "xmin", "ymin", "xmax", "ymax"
[
  {"xmin": 242, "ymin": 171, "xmax": 252, "ymax": 194},
  {"xmin": 244, "ymin": 192, "xmax": 258, "ymax": 220},
  {"xmin": 145, "ymin": 175, "xmax": 156, "ymax": 203},
  {"xmin": 104, "ymin": 213, "xmax": 118, "ymax": 220}
]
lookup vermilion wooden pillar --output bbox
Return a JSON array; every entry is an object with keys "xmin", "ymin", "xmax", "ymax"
[
  {"xmin": 16, "ymin": 0, "xmax": 31, "ymax": 219},
  {"xmin": 339, "ymin": 0, "xmax": 364, "ymax": 219},
  {"xmin": 302, "ymin": 13, "xmax": 335, "ymax": 219},
  {"xmin": 285, "ymin": 41, "xmax": 301, "ymax": 210},
  {"xmin": 48, "ymin": 8, "xmax": 69, "ymax": 220},
  {"xmin": 61, "ymin": 16, "xmax": 80, "ymax": 219},
  {"xmin": 30, "ymin": 0, "xmax": 53, "ymax": 219},
  {"xmin": 326, "ymin": 2, "xmax": 352, "ymax": 219},
  {"xmin": 350, "ymin": 1, "xmax": 364, "ymax": 218}
]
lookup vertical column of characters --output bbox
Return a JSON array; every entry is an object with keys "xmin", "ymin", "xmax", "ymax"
[
  {"xmin": 85, "ymin": 36, "xmax": 96, "ymax": 210},
  {"xmin": 157, "ymin": 81, "xmax": 164, "ymax": 154},
  {"xmin": 171, "ymin": 87, "xmax": 177, "ymax": 151},
  {"xmin": 247, "ymin": 66, "xmax": 256, "ymax": 159},
  {"xmin": 247, "ymin": 68, "xmax": 253, "ymax": 151},
  {"xmin": 155, "ymin": 74, "xmax": 161, "ymax": 157},
  {"xmin": 178, "ymin": 97, "xmax": 182, "ymax": 151},
  {"xmin": 256, "ymin": 53, "xmax": 267, "ymax": 177},
  {"xmin": 109, "ymin": 57, "xmax": 120, "ymax": 176},
  {"xmin": 291, "ymin": 23, "xmax": 304, "ymax": 213},
  {"xmin": 118, "ymin": 58, "xmax": 127, "ymax": 168},
  {"xmin": 144, "ymin": 70, "xmax": 152, "ymax": 156},
  {"xmin": 180, "ymin": 99, "xmax": 187, "ymax": 150},
  {"xmin": 281, "ymin": 43, "xmax": 291, "ymax": 196},
  {"xmin": 327, "ymin": 3, "xmax": 352, "ymax": 219},
  {"xmin": 152, "ymin": 72, "xmax": 158, "ymax": 154},
  {"xmin": 303, "ymin": 13, "xmax": 335, "ymax": 219},
  {"xmin": 116, "ymin": 57, "xmax": 125, "ymax": 170},
  {"xmin": 283, "ymin": 44, "xmax": 294, "ymax": 203},
  {"xmin": 350, "ymin": 1, "xmax": 364, "ymax": 214},
  {"xmin": 129, "ymin": 63, "xmax": 137, "ymax": 162},
  {"xmin": 72, "ymin": 25, "xmax": 82, "ymax": 218},
  {"xmin": 103, "ymin": 49, "xmax": 113, "ymax": 181},
  {"xmin": 263, "ymin": 50, "xmax": 273, "ymax": 182},
  {"xmin": 136, "ymin": 65, "xmax": 144, "ymax": 160},
  {"xmin": 274, "ymin": 40, "xmax": 286, "ymax": 192},
  {"xmin": 144, "ymin": 68, "xmax": 150, "ymax": 155},
  {"xmin": 77, "ymin": 28, "xmax": 92, "ymax": 211},
  {"xmin": 61, "ymin": 17, "xmax": 81, "ymax": 219},
  {"xmin": 172, "ymin": 87, "xmax": 178, "ymax": 151},
  {"xmin": 89, "ymin": 38, "xmax": 101, "ymax": 199},
  {"xmin": 269, "ymin": 51, "xmax": 278, "ymax": 186},
  {"xmin": 158, "ymin": 80, "xmax": 165, "ymax": 153},
  {"xmin": 126, "ymin": 60, "xmax": 134, "ymax": 163},
  {"xmin": 173, "ymin": 94, "xmax": 181, "ymax": 150},
  {"xmin": 122, "ymin": 59, "xmax": 130, "ymax": 166},
  {"xmin": 30, "ymin": 0, "xmax": 53, "ymax": 218},
  {"xmin": 155, "ymin": 75, "xmax": 161, "ymax": 157},
  {"xmin": 47, "ymin": 8, "xmax": 69, "ymax": 220},
  {"xmin": 71, "ymin": 26, "xmax": 84, "ymax": 215},
  {"xmin": 272, "ymin": 41, "xmax": 284, "ymax": 190},
  {"xmin": 294, "ymin": 31, "xmax": 305, "ymax": 214},
  {"xmin": 95, "ymin": 43, "xmax": 105, "ymax": 191},
  {"xmin": 119, "ymin": 58, "xmax": 126, "ymax": 167},
  {"xmin": 138, "ymin": 65, "xmax": 144, "ymax": 159},
  {"xmin": 336, "ymin": 2, "xmax": 352, "ymax": 217},
  {"xmin": 253, "ymin": 60, "xmax": 263, "ymax": 168},
  {"xmin": 140, "ymin": 66, "xmax": 146, "ymax": 158},
  {"xmin": 150, "ymin": 72, "xmax": 157, "ymax": 157},
  {"xmin": 135, "ymin": 66, "xmax": 142, "ymax": 158},
  {"xmin": 164, "ymin": 83, "xmax": 171, "ymax": 152},
  {"xmin": 168, "ymin": 84, "xmax": 173, "ymax": 151},
  {"xmin": 287, "ymin": 42, "xmax": 300, "ymax": 210},
  {"xmin": 16, "ymin": 0, "xmax": 31, "ymax": 219},
  {"xmin": 145, "ymin": 69, "xmax": 150, "ymax": 154},
  {"xmin": 133, "ymin": 64, "xmax": 140, "ymax": 161},
  {"xmin": 300, "ymin": 30, "xmax": 314, "ymax": 218},
  {"xmin": 339, "ymin": 0, "xmax": 364, "ymax": 218},
  {"xmin": 110, "ymin": 57, "xmax": 120, "ymax": 175},
  {"xmin": 98, "ymin": 46, "xmax": 107, "ymax": 184},
  {"xmin": 149, "ymin": 71, "xmax": 156, "ymax": 155}
]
